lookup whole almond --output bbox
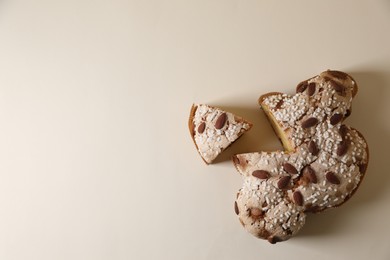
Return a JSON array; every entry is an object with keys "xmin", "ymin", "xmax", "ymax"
[
  {"xmin": 234, "ymin": 201, "xmax": 239, "ymax": 215},
  {"xmin": 339, "ymin": 124, "xmax": 349, "ymax": 139},
  {"xmin": 296, "ymin": 82, "xmax": 308, "ymax": 93},
  {"xmin": 358, "ymin": 163, "xmax": 367, "ymax": 173},
  {"xmin": 305, "ymin": 204, "xmax": 320, "ymax": 213},
  {"xmin": 232, "ymin": 155, "xmax": 240, "ymax": 165},
  {"xmin": 215, "ymin": 113, "xmax": 227, "ymax": 129},
  {"xmin": 326, "ymin": 172, "xmax": 340, "ymax": 185},
  {"xmin": 330, "ymin": 113, "xmax": 343, "ymax": 125},
  {"xmin": 345, "ymin": 109, "xmax": 351, "ymax": 117},
  {"xmin": 197, "ymin": 122, "xmax": 206, "ymax": 134},
  {"xmin": 283, "ymin": 163, "xmax": 298, "ymax": 175},
  {"xmin": 302, "ymin": 117, "xmax": 319, "ymax": 129},
  {"xmin": 252, "ymin": 170, "xmax": 270, "ymax": 180},
  {"xmin": 308, "ymin": 141, "xmax": 319, "ymax": 156},
  {"xmin": 277, "ymin": 176, "xmax": 291, "ymax": 189},
  {"xmin": 327, "ymin": 70, "xmax": 348, "ymax": 80},
  {"xmin": 293, "ymin": 191, "xmax": 304, "ymax": 206},
  {"xmin": 307, "ymin": 83, "xmax": 316, "ymax": 96},
  {"xmin": 337, "ymin": 140, "xmax": 349, "ymax": 156}
]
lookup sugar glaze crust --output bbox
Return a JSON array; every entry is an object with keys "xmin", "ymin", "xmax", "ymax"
[
  {"xmin": 189, "ymin": 104, "xmax": 252, "ymax": 164},
  {"xmin": 232, "ymin": 70, "xmax": 369, "ymax": 243}
]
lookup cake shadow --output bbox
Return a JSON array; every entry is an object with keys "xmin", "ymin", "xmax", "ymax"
[{"xmin": 297, "ymin": 69, "xmax": 390, "ymax": 238}]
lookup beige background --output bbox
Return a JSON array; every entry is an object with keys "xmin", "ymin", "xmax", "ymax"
[{"xmin": 1, "ymin": 0, "xmax": 390, "ymax": 259}]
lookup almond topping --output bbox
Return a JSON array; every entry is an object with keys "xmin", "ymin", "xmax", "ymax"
[
  {"xmin": 307, "ymin": 83, "xmax": 316, "ymax": 96},
  {"xmin": 293, "ymin": 191, "xmax": 304, "ymax": 206},
  {"xmin": 283, "ymin": 163, "xmax": 298, "ymax": 175},
  {"xmin": 277, "ymin": 176, "xmax": 291, "ymax": 189},
  {"xmin": 234, "ymin": 201, "xmax": 239, "ymax": 215},
  {"xmin": 296, "ymin": 82, "xmax": 308, "ymax": 93},
  {"xmin": 302, "ymin": 117, "xmax": 319, "ymax": 129},
  {"xmin": 337, "ymin": 140, "xmax": 349, "ymax": 156},
  {"xmin": 252, "ymin": 170, "xmax": 270, "ymax": 180},
  {"xmin": 339, "ymin": 125, "xmax": 349, "ymax": 139},
  {"xmin": 215, "ymin": 113, "xmax": 227, "ymax": 129},
  {"xmin": 197, "ymin": 122, "xmax": 206, "ymax": 134},
  {"xmin": 330, "ymin": 113, "xmax": 343, "ymax": 125},
  {"xmin": 327, "ymin": 70, "xmax": 349, "ymax": 80},
  {"xmin": 308, "ymin": 141, "xmax": 319, "ymax": 156},
  {"xmin": 326, "ymin": 172, "xmax": 340, "ymax": 185}
]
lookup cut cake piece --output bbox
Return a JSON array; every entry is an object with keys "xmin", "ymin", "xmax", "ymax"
[{"xmin": 189, "ymin": 104, "xmax": 252, "ymax": 164}]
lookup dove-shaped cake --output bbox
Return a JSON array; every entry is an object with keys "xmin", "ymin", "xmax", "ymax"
[{"xmin": 232, "ymin": 70, "xmax": 369, "ymax": 243}]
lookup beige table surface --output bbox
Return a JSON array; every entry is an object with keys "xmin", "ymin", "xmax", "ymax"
[{"xmin": 1, "ymin": 1, "xmax": 390, "ymax": 259}]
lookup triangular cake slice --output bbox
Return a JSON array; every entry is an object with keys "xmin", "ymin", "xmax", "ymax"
[{"xmin": 189, "ymin": 104, "xmax": 252, "ymax": 164}]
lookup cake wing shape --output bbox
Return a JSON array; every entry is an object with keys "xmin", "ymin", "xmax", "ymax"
[
  {"xmin": 232, "ymin": 71, "xmax": 369, "ymax": 243},
  {"xmin": 189, "ymin": 104, "xmax": 252, "ymax": 164}
]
